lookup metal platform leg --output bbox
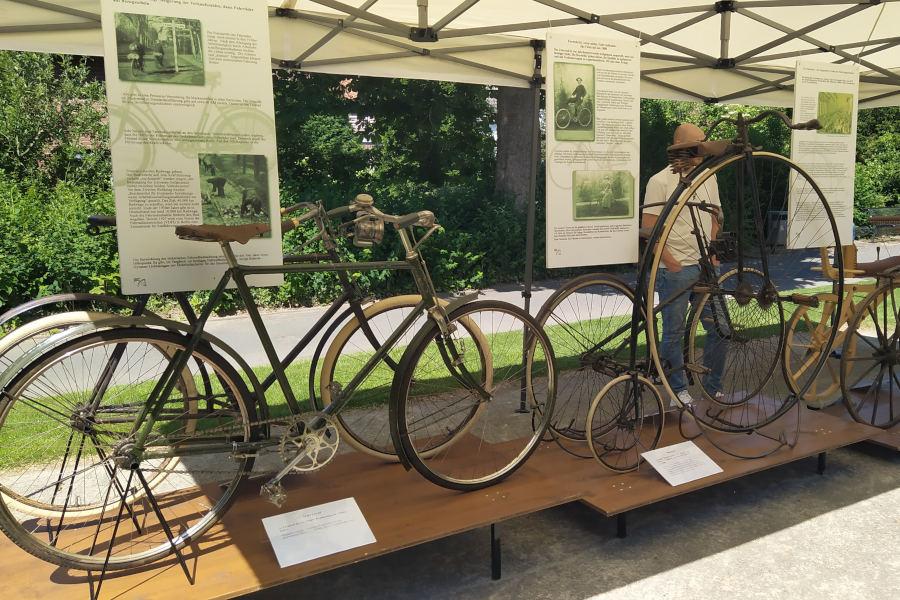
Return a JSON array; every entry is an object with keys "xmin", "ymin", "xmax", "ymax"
[
  {"xmin": 817, "ymin": 451, "xmax": 827, "ymax": 475},
  {"xmin": 490, "ymin": 524, "xmax": 501, "ymax": 580},
  {"xmin": 616, "ymin": 513, "xmax": 627, "ymax": 539}
]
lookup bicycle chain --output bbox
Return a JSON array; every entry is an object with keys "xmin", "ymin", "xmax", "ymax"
[{"xmin": 133, "ymin": 412, "xmax": 328, "ymax": 478}]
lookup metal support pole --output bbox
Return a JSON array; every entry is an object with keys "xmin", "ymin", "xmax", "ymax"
[
  {"xmin": 616, "ymin": 513, "xmax": 628, "ymax": 538},
  {"xmin": 720, "ymin": 10, "xmax": 731, "ymax": 59},
  {"xmin": 518, "ymin": 40, "xmax": 544, "ymax": 413},
  {"xmin": 817, "ymin": 451, "xmax": 827, "ymax": 475},
  {"xmin": 490, "ymin": 523, "xmax": 502, "ymax": 580}
]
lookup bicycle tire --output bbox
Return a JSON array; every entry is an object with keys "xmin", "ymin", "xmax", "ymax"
[
  {"xmin": 687, "ymin": 267, "xmax": 784, "ymax": 406},
  {"xmin": 534, "ymin": 273, "xmax": 643, "ymax": 441},
  {"xmin": 320, "ymin": 295, "xmax": 491, "ymax": 461},
  {"xmin": 576, "ymin": 106, "xmax": 592, "ymax": 127},
  {"xmin": 840, "ymin": 282, "xmax": 900, "ymax": 428},
  {"xmin": 391, "ymin": 300, "xmax": 556, "ymax": 491},
  {"xmin": 783, "ymin": 293, "xmax": 845, "ymax": 408},
  {"xmin": 555, "ymin": 108, "xmax": 572, "ymax": 129},
  {"xmin": 0, "ymin": 328, "xmax": 256, "ymax": 571},
  {"xmin": 586, "ymin": 373, "xmax": 665, "ymax": 472},
  {"xmin": 0, "ymin": 312, "xmax": 199, "ymax": 519},
  {"xmin": 645, "ymin": 151, "xmax": 842, "ymax": 433}
]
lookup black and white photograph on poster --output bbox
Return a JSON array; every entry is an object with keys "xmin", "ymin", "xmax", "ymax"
[
  {"xmin": 553, "ymin": 62, "xmax": 595, "ymax": 141},
  {"xmin": 545, "ymin": 33, "xmax": 640, "ymax": 268},
  {"xmin": 114, "ymin": 13, "xmax": 205, "ymax": 85},
  {"xmin": 199, "ymin": 153, "xmax": 271, "ymax": 232},
  {"xmin": 573, "ymin": 170, "xmax": 634, "ymax": 220}
]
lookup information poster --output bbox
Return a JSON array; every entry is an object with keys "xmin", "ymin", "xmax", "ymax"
[
  {"xmin": 101, "ymin": 0, "xmax": 281, "ymax": 294},
  {"xmin": 788, "ymin": 60, "xmax": 859, "ymax": 249},
  {"xmin": 545, "ymin": 34, "xmax": 640, "ymax": 268}
]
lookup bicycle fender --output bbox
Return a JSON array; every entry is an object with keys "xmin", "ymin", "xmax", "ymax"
[
  {"xmin": 0, "ymin": 316, "xmax": 269, "ymax": 419},
  {"xmin": 444, "ymin": 291, "xmax": 481, "ymax": 314}
]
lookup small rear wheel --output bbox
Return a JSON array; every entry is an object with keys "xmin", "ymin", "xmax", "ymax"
[{"xmin": 586, "ymin": 374, "xmax": 664, "ymax": 473}]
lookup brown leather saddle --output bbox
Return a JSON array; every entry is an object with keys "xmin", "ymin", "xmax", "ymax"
[{"xmin": 175, "ymin": 223, "xmax": 271, "ymax": 244}]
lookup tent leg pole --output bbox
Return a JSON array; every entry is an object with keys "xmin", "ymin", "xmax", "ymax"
[{"xmin": 518, "ymin": 41, "xmax": 544, "ymax": 414}]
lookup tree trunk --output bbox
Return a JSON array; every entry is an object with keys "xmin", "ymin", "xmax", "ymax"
[{"xmin": 494, "ymin": 86, "xmax": 535, "ymax": 211}]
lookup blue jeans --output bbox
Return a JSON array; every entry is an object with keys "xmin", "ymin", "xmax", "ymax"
[{"xmin": 656, "ymin": 265, "xmax": 727, "ymax": 394}]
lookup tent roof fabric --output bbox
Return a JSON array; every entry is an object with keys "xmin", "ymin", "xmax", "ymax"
[{"xmin": 1, "ymin": 0, "xmax": 898, "ymax": 107}]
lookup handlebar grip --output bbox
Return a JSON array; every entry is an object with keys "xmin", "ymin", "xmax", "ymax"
[
  {"xmin": 87, "ymin": 215, "xmax": 117, "ymax": 228},
  {"xmin": 788, "ymin": 293, "xmax": 820, "ymax": 308},
  {"xmin": 279, "ymin": 203, "xmax": 309, "ymax": 216},
  {"xmin": 394, "ymin": 210, "xmax": 436, "ymax": 229},
  {"xmin": 791, "ymin": 118, "xmax": 820, "ymax": 130}
]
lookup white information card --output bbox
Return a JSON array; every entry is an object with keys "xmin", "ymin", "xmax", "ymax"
[
  {"xmin": 262, "ymin": 497, "xmax": 376, "ymax": 568},
  {"xmin": 640, "ymin": 441, "xmax": 723, "ymax": 486}
]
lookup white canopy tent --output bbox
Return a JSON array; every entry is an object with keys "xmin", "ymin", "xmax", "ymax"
[{"xmin": 1, "ymin": 0, "xmax": 898, "ymax": 107}]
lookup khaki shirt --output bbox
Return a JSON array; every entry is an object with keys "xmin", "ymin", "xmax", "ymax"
[{"xmin": 642, "ymin": 167, "xmax": 721, "ymax": 267}]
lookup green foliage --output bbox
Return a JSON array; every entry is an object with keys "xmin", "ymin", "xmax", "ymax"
[
  {"xmin": 0, "ymin": 51, "xmax": 109, "ymax": 193},
  {"xmin": 0, "ymin": 174, "xmax": 117, "ymax": 308},
  {"xmin": 1, "ymin": 53, "xmax": 898, "ymax": 313}
]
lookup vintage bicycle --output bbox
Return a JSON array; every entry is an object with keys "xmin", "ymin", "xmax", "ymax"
[
  {"xmin": 783, "ymin": 219, "xmax": 900, "ymax": 428},
  {"xmin": 0, "ymin": 195, "xmax": 556, "ymax": 575},
  {"xmin": 537, "ymin": 110, "xmax": 844, "ymax": 471}
]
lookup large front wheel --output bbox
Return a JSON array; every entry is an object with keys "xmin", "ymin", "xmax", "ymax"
[
  {"xmin": 645, "ymin": 151, "xmax": 841, "ymax": 433},
  {"xmin": 392, "ymin": 300, "xmax": 556, "ymax": 490}
]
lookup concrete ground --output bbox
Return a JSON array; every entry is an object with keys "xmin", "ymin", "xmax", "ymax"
[{"xmin": 244, "ymin": 440, "xmax": 899, "ymax": 600}]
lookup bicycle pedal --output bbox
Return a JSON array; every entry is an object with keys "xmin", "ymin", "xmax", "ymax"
[{"xmin": 260, "ymin": 481, "xmax": 287, "ymax": 508}]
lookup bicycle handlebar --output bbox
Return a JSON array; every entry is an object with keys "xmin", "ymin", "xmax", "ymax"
[
  {"xmin": 704, "ymin": 109, "xmax": 821, "ymax": 140},
  {"xmin": 86, "ymin": 214, "xmax": 116, "ymax": 235}
]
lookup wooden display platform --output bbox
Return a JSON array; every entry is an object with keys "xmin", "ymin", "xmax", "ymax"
[
  {"xmin": 823, "ymin": 403, "xmax": 900, "ymax": 451},
  {"xmin": 0, "ymin": 408, "xmax": 878, "ymax": 600}
]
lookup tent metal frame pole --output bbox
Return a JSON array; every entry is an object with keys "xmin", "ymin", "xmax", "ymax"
[
  {"xmin": 291, "ymin": 0, "xmax": 382, "ymax": 63},
  {"xmin": 0, "ymin": 22, "xmax": 100, "ymax": 34},
  {"xmin": 861, "ymin": 89, "xmax": 900, "ymax": 104},
  {"xmin": 650, "ymin": 10, "xmax": 717, "ymax": 45},
  {"xmin": 736, "ymin": 6, "xmax": 900, "ymax": 85},
  {"xmin": 720, "ymin": 8, "xmax": 732, "ymax": 59},
  {"xmin": 7, "ymin": 0, "xmax": 99, "ymax": 21},
  {"xmin": 418, "ymin": 0, "xmax": 428, "ymax": 29},
  {"xmin": 642, "ymin": 74, "xmax": 710, "ymax": 101},
  {"xmin": 743, "ymin": 36, "xmax": 900, "ymax": 64},
  {"xmin": 281, "ymin": 11, "xmax": 397, "ymax": 36},
  {"xmin": 742, "ymin": 0, "xmax": 899, "ymax": 6},
  {"xmin": 306, "ymin": 0, "xmax": 412, "ymax": 37},
  {"xmin": 517, "ymin": 39, "xmax": 544, "ymax": 414},
  {"xmin": 731, "ymin": 4, "xmax": 871, "ymax": 63},
  {"xmin": 643, "ymin": 64, "xmax": 706, "ymax": 76},
  {"xmin": 433, "ymin": 0, "xmax": 481, "ymax": 32},
  {"xmin": 523, "ymin": 41, "xmax": 543, "ymax": 316},
  {"xmin": 439, "ymin": 18, "xmax": 584, "ymax": 38}
]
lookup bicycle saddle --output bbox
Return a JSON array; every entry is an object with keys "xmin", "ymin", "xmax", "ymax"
[
  {"xmin": 175, "ymin": 223, "xmax": 270, "ymax": 244},
  {"xmin": 666, "ymin": 139, "xmax": 733, "ymax": 173}
]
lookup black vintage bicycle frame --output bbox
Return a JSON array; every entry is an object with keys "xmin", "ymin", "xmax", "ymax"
[{"xmin": 126, "ymin": 217, "xmax": 458, "ymax": 461}]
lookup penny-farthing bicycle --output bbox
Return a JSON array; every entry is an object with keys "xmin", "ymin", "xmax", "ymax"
[{"xmin": 539, "ymin": 111, "xmax": 844, "ymax": 471}]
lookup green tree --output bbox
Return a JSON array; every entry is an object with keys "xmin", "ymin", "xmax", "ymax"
[{"xmin": 0, "ymin": 51, "xmax": 109, "ymax": 193}]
